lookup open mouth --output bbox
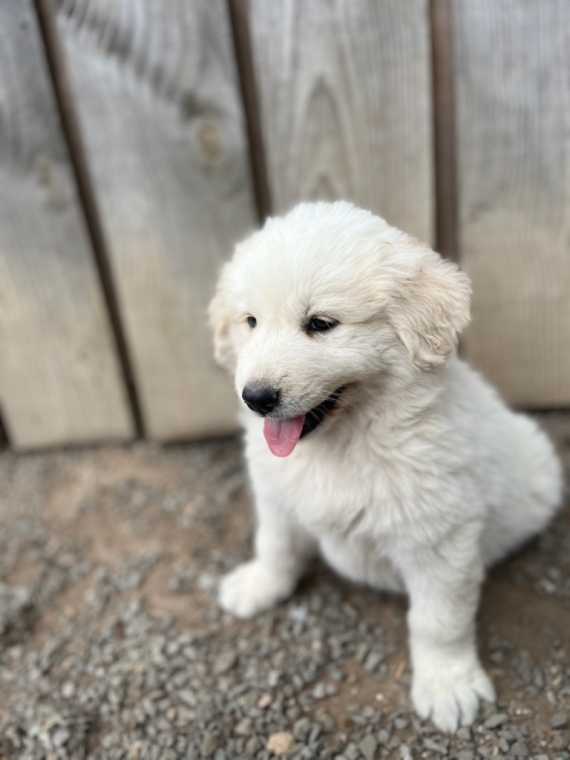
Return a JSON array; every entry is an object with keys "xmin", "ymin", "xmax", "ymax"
[{"xmin": 263, "ymin": 387, "xmax": 344, "ymax": 457}]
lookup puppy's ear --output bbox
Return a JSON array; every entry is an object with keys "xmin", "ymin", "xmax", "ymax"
[
  {"xmin": 389, "ymin": 248, "xmax": 471, "ymax": 370},
  {"xmin": 208, "ymin": 266, "xmax": 236, "ymax": 374}
]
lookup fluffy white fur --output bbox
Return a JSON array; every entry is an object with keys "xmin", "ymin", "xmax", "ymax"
[{"xmin": 209, "ymin": 202, "xmax": 563, "ymax": 733}]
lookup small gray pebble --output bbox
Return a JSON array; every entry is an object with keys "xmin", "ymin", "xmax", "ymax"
[
  {"xmin": 514, "ymin": 652, "xmax": 534, "ymax": 685},
  {"xmin": 355, "ymin": 643, "xmax": 369, "ymax": 663},
  {"xmin": 268, "ymin": 670, "xmax": 281, "ymax": 688},
  {"xmin": 359, "ymin": 735, "xmax": 378, "ymax": 760},
  {"xmin": 234, "ymin": 717, "xmax": 252, "ymax": 736},
  {"xmin": 244, "ymin": 736, "xmax": 262, "ymax": 754},
  {"xmin": 61, "ymin": 682, "xmax": 75, "ymax": 699},
  {"xmin": 508, "ymin": 740, "xmax": 529, "ymax": 757},
  {"xmin": 314, "ymin": 709, "xmax": 336, "ymax": 733},
  {"xmin": 308, "ymin": 724, "xmax": 322, "ymax": 743},
  {"xmin": 344, "ymin": 744, "xmax": 360, "ymax": 760},
  {"xmin": 484, "ymin": 712, "xmax": 510, "ymax": 729},
  {"xmin": 200, "ymin": 732, "xmax": 218, "ymax": 758},
  {"xmin": 178, "ymin": 689, "xmax": 196, "ymax": 707},
  {"xmin": 312, "ymin": 682, "xmax": 327, "ymax": 700},
  {"xmin": 213, "ymin": 651, "xmax": 236, "ymax": 675},
  {"xmin": 423, "ymin": 738, "xmax": 447, "ymax": 754},
  {"xmin": 552, "ymin": 734, "xmax": 568, "ymax": 750},
  {"xmin": 550, "ymin": 712, "xmax": 568, "ymax": 729},
  {"xmin": 364, "ymin": 650, "xmax": 385, "ymax": 673},
  {"xmin": 288, "ymin": 605, "xmax": 308, "ymax": 623},
  {"xmin": 377, "ymin": 729, "xmax": 391, "ymax": 746},
  {"xmin": 293, "ymin": 717, "xmax": 311, "ymax": 741},
  {"xmin": 51, "ymin": 727, "xmax": 71, "ymax": 747}
]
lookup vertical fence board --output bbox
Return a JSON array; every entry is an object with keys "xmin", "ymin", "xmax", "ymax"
[
  {"xmin": 55, "ymin": 0, "xmax": 257, "ymax": 440},
  {"xmin": 247, "ymin": 0, "xmax": 434, "ymax": 244},
  {"xmin": 0, "ymin": 0, "xmax": 133, "ymax": 449},
  {"xmin": 454, "ymin": 0, "xmax": 570, "ymax": 406}
]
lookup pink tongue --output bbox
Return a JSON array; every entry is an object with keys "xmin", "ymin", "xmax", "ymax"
[{"xmin": 263, "ymin": 416, "xmax": 305, "ymax": 457}]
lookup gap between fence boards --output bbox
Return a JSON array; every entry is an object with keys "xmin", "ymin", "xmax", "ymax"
[
  {"xmin": 430, "ymin": 0, "xmax": 459, "ymax": 261},
  {"xmin": 0, "ymin": 407, "xmax": 10, "ymax": 449},
  {"xmin": 227, "ymin": 0, "xmax": 272, "ymax": 222}
]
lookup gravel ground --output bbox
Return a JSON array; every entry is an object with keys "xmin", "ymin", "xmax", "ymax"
[{"xmin": 0, "ymin": 413, "xmax": 569, "ymax": 760}]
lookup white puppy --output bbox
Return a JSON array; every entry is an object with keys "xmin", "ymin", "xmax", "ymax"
[{"xmin": 209, "ymin": 202, "xmax": 563, "ymax": 733}]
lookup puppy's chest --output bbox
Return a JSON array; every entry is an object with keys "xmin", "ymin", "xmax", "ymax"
[{"xmin": 260, "ymin": 444, "xmax": 416, "ymax": 540}]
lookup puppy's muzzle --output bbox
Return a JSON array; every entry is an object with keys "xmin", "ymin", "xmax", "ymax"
[{"xmin": 242, "ymin": 385, "xmax": 281, "ymax": 416}]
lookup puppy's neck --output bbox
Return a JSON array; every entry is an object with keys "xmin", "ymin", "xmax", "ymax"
[{"xmin": 356, "ymin": 357, "xmax": 451, "ymax": 427}]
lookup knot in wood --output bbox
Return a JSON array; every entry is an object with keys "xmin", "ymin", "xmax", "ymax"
[{"xmin": 196, "ymin": 120, "xmax": 223, "ymax": 165}]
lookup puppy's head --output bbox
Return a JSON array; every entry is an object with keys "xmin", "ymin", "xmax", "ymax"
[{"xmin": 209, "ymin": 202, "xmax": 470, "ymax": 456}]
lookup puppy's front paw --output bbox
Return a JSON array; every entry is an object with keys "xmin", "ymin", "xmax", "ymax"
[
  {"xmin": 218, "ymin": 560, "xmax": 294, "ymax": 618},
  {"xmin": 412, "ymin": 651, "xmax": 495, "ymax": 733}
]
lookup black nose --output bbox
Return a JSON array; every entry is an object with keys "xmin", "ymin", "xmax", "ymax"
[{"xmin": 242, "ymin": 385, "xmax": 280, "ymax": 415}]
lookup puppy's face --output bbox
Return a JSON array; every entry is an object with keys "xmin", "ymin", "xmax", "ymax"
[{"xmin": 210, "ymin": 203, "xmax": 470, "ymax": 456}]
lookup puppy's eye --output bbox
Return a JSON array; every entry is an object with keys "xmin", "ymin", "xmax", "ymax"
[
  {"xmin": 307, "ymin": 316, "xmax": 339, "ymax": 333},
  {"xmin": 247, "ymin": 315, "xmax": 257, "ymax": 329}
]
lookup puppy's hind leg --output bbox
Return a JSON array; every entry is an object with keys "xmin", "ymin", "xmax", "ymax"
[
  {"xmin": 219, "ymin": 500, "xmax": 317, "ymax": 618},
  {"xmin": 481, "ymin": 415, "xmax": 563, "ymax": 567}
]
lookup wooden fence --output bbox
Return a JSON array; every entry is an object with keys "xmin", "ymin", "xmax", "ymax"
[{"xmin": 0, "ymin": 0, "xmax": 568, "ymax": 450}]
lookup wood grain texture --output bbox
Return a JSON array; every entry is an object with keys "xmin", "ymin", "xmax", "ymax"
[
  {"xmin": 454, "ymin": 0, "xmax": 570, "ymax": 406},
  {"xmin": 247, "ymin": 0, "xmax": 434, "ymax": 244},
  {"xmin": 55, "ymin": 0, "xmax": 258, "ymax": 439},
  {"xmin": 0, "ymin": 0, "xmax": 132, "ymax": 449}
]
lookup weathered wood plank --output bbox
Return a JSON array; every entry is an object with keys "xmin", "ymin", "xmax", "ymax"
[
  {"xmin": 55, "ymin": 0, "xmax": 257, "ymax": 439},
  {"xmin": 247, "ymin": 0, "xmax": 434, "ymax": 244},
  {"xmin": 0, "ymin": 0, "xmax": 133, "ymax": 449},
  {"xmin": 36, "ymin": 0, "xmax": 145, "ymax": 438},
  {"xmin": 454, "ymin": 0, "xmax": 570, "ymax": 406}
]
